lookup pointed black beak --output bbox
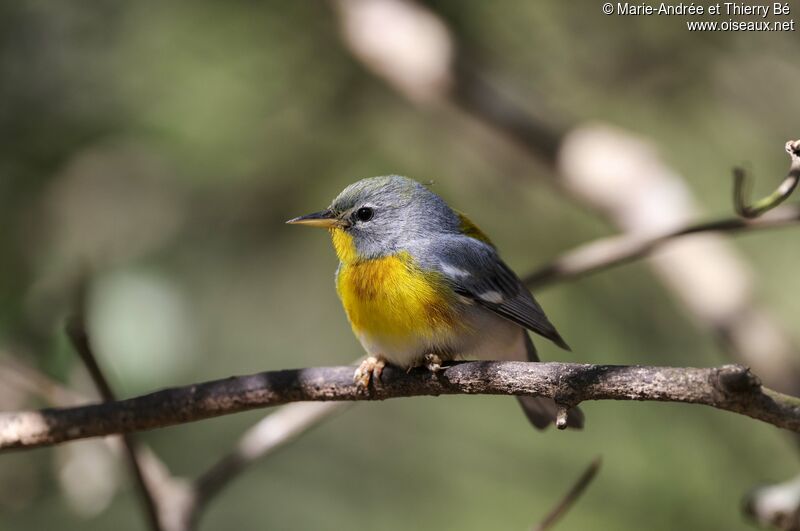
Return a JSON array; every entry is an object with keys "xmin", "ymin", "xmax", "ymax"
[{"xmin": 286, "ymin": 209, "xmax": 339, "ymax": 228}]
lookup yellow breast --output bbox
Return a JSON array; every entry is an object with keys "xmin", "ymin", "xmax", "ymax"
[{"xmin": 331, "ymin": 229, "xmax": 457, "ymax": 341}]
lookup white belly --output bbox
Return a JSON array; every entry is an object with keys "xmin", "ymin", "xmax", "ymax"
[{"xmin": 356, "ymin": 308, "xmax": 527, "ymax": 367}]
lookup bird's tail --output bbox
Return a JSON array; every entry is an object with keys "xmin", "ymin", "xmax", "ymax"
[{"xmin": 517, "ymin": 333, "xmax": 584, "ymax": 430}]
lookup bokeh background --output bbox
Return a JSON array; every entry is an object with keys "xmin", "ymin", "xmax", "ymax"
[{"xmin": 2, "ymin": 1, "xmax": 800, "ymax": 530}]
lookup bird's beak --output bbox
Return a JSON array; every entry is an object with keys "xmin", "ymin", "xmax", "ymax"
[{"xmin": 285, "ymin": 209, "xmax": 339, "ymax": 228}]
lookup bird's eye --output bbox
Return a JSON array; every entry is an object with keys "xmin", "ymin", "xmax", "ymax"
[{"xmin": 355, "ymin": 207, "xmax": 374, "ymax": 222}]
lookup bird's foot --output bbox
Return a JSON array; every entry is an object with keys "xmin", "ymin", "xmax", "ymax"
[
  {"xmin": 424, "ymin": 353, "xmax": 444, "ymax": 373},
  {"xmin": 354, "ymin": 356, "xmax": 386, "ymax": 388}
]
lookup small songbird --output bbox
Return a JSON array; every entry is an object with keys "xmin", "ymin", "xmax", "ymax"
[{"xmin": 287, "ymin": 176, "xmax": 583, "ymax": 429}]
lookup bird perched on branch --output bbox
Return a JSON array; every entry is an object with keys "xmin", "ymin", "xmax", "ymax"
[{"xmin": 287, "ymin": 175, "xmax": 583, "ymax": 429}]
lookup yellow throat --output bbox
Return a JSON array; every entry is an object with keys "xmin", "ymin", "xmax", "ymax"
[{"xmin": 330, "ymin": 228, "xmax": 457, "ymax": 342}]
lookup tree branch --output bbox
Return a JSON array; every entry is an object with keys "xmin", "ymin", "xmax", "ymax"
[
  {"xmin": 65, "ymin": 305, "xmax": 163, "ymax": 531},
  {"xmin": 2, "ymin": 361, "xmax": 799, "ymax": 450},
  {"xmin": 734, "ymin": 140, "xmax": 800, "ymax": 219},
  {"xmin": 0, "ymin": 353, "xmax": 193, "ymax": 531},
  {"xmin": 523, "ymin": 205, "xmax": 800, "ymax": 288},
  {"xmin": 187, "ymin": 401, "xmax": 350, "ymax": 526},
  {"xmin": 532, "ymin": 456, "xmax": 602, "ymax": 531},
  {"xmin": 0, "ymin": 355, "xmax": 86, "ymax": 407}
]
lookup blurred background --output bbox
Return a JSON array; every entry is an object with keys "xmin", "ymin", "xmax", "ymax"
[{"xmin": 1, "ymin": 1, "xmax": 799, "ymax": 530}]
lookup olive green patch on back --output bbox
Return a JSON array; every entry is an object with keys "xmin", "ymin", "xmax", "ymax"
[{"xmin": 456, "ymin": 211, "xmax": 494, "ymax": 246}]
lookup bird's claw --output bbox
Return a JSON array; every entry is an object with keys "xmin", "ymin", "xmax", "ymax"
[
  {"xmin": 354, "ymin": 356, "xmax": 386, "ymax": 388},
  {"xmin": 424, "ymin": 353, "xmax": 443, "ymax": 373}
]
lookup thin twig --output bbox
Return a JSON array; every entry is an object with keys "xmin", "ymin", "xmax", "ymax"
[
  {"xmin": 0, "ymin": 356, "xmax": 86, "ymax": 406},
  {"xmin": 65, "ymin": 307, "xmax": 163, "ymax": 531},
  {"xmin": 532, "ymin": 456, "xmax": 602, "ymax": 531},
  {"xmin": 188, "ymin": 401, "xmax": 350, "ymax": 526},
  {"xmin": 1, "ymin": 354, "xmax": 192, "ymax": 531},
  {"xmin": 734, "ymin": 140, "xmax": 800, "ymax": 219},
  {"xmin": 2, "ymin": 361, "xmax": 800, "ymax": 450},
  {"xmin": 523, "ymin": 205, "xmax": 800, "ymax": 287}
]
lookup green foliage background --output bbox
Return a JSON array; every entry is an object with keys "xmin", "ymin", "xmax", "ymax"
[{"xmin": 1, "ymin": 1, "xmax": 799, "ymax": 530}]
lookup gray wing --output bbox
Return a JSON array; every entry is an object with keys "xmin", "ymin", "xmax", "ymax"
[{"xmin": 419, "ymin": 235, "xmax": 570, "ymax": 351}]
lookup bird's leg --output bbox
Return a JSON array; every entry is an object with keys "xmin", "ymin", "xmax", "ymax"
[
  {"xmin": 354, "ymin": 356, "xmax": 386, "ymax": 388},
  {"xmin": 424, "ymin": 353, "xmax": 444, "ymax": 373}
]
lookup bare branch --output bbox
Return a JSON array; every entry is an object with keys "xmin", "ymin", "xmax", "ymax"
[
  {"xmin": 1, "ymin": 353, "xmax": 350, "ymax": 531},
  {"xmin": 532, "ymin": 456, "xmax": 602, "ymax": 531},
  {"xmin": 3, "ymin": 348, "xmax": 357, "ymax": 531},
  {"xmin": 0, "ymin": 354, "xmax": 193, "ymax": 531},
  {"xmin": 65, "ymin": 308, "xmax": 163, "ymax": 531},
  {"xmin": 734, "ymin": 140, "xmax": 800, "ymax": 219},
  {"xmin": 2, "ymin": 361, "xmax": 800, "ymax": 450},
  {"xmin": 0, "ymin": 356, "xmax": 86, "ymax": 407},
  {"xmin": 188, "ymin": 401, "xmax": 350, "ymax": 525},
  {"xmin": 523, "ymin": 205, "xmax": 800, "ymax": 287}
]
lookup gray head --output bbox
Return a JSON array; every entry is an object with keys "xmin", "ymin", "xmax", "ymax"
[{"xmin": 287, "ymin": 175, "xmax": 461, "ymax": 259}]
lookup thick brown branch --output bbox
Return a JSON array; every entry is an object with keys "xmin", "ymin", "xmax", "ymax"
[{"xmin": 2, "ymin": 361, "xmax": 799, "ymax": 450}]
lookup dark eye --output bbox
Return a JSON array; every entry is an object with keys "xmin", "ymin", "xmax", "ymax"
[{"xmin": 355, "ymin": 207, "xmax": 374, "ymax": 222}]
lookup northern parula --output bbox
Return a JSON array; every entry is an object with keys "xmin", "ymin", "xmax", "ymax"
[{"xmin": 287, "ymin": 175, "xmax": 583, "ymax": 429}]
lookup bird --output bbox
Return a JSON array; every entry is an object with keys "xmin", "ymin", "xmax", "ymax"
[{"xmin": 287, "ymin": 175, "xmax": 583, "ymax": 429}]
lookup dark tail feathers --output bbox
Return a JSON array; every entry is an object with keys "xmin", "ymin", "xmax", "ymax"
[{"xmin": 519, "ymin": 333, "xmax": 584, "ymax": 430}]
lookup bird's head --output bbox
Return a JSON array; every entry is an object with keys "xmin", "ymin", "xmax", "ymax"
[{"xmin": 287, "ymin": 175, "xmax": 460, "ymax": 262}]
